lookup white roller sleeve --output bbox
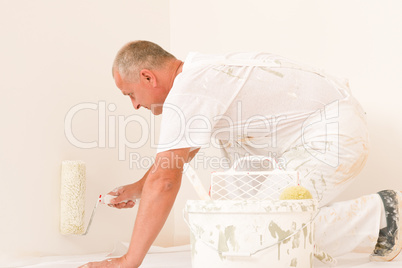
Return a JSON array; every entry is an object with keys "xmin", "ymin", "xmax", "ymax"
[{"xmin": 60, "ymin": 160, "xmax": 86, "ymax": 235}]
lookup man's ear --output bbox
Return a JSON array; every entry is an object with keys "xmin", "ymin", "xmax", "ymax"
[{"xmin": 140, "ymin": 69, "xmax": 157, "ymax": 87}]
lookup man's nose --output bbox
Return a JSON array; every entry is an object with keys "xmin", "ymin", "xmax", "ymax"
[{"xmin": 131, "ymin": 99, "xmax": 141, "ymax": 110}]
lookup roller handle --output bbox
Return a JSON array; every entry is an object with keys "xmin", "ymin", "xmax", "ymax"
[{"xmin": 99, "ymin": 194, "xmax": 133, "ymax": 205}]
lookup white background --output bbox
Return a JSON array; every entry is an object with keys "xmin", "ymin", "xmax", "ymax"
[
  {"xmin": 0, "ymin": 0, "xmax": 171, "ymax": 263},
  {"xmin": 1, "ymin": 0, "xmax": 402, "ymax": 263}
]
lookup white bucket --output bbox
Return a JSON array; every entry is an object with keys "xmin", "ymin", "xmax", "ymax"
[{"xmin": 184, "ymin": 199, "xmax": 317, "ymax": 268}]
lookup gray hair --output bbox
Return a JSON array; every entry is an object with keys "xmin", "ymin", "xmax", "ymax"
[{"xmin": 113, "ymin": 40, "xmax": 176, "ymax": 82}]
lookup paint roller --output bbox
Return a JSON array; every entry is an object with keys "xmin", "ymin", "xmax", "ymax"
[{"xmin": 60, "ymin": 160, "xmax": 132, "ymax": 235}]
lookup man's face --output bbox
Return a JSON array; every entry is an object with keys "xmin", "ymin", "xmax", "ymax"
[{"xmin": 113, "ymin": 70, "xmax": 164, "ymax": 115}]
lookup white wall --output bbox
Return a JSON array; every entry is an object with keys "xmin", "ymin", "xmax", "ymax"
[
  {"xmin": 170, "ymin": 0, "xmax": 402, "ymax": 245},
  {"xmin": 0, "ymin": 0, "xmax": 171, "ymax": 264}
]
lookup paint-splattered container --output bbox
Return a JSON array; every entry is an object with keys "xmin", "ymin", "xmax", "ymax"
[{"xmin": 184, "ymin": 199, "xmax": 317, "ymax": 268}]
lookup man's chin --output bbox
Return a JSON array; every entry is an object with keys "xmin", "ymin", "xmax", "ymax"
[
  {"xmin": 150, "ymin": 104, "xmax": 163, "ymax": 115},
  {"xmin": 151, "ymin": 109, "xmax": 162, "ymax": 115}
]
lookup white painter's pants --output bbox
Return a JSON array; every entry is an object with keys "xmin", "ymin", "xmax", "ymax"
[
  {"xmin": 221, "ymin": 94, "xmax": 380, "ymax": 257},
  {"xmin": 280, "ymin": 97, "xmax": 378, "ymax": 257},
  {"xmin": 314, "ymin": 193, "xmax": 383, "ymax": 256}
]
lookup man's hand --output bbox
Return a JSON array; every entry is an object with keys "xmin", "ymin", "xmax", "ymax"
[
  {"xmin": 79, "ymin": 255, "xmax": 134, "ymax": 268},
  {"xmin": 108, "ymin": 182, "xmax": 142, "ymax": 209}
]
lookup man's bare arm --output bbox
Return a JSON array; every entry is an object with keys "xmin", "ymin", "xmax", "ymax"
[
  {"xmin": 188, "ymin": 148, "xmax": 200, "ymax": 162},
  {"xmin": 110, "ymin": 148, "xmax": 199, "ymax": 208},
  {"xmin": 124, "ymin": 147, "xmax": 190, "ymax": 267}
]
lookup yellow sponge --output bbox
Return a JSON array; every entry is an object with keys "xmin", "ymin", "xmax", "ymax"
[{"xmin": 279, "ymin": 185, "xmax": 312, "ymax": 200}]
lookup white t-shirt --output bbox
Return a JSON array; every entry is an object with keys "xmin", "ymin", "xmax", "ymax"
[{"xmin": 157, "ymin": 52, "xmax": 351, "ymax": 155}]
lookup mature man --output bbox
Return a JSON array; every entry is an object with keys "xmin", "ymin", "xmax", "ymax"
[{"xmin": 81, "ymin": 41, "xmax": 401, "ymax": 267}]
